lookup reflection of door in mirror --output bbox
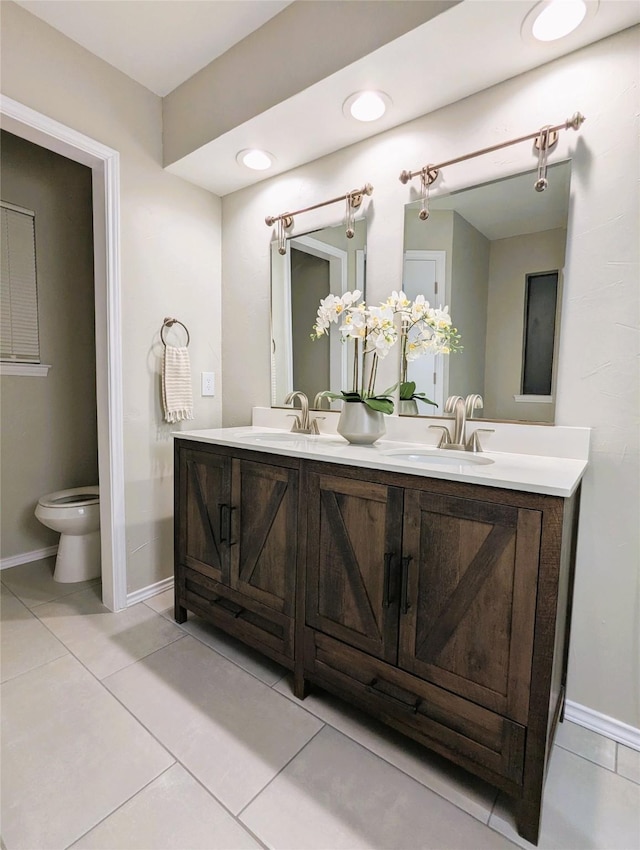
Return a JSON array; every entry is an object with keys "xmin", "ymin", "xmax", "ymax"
[
  {"xmin": 402, "ymin": 250, "xmax": 446, "ymax": 413},
  {"xmin": 401, "ymin": 162, "xmax": 571, "ymax": 424},
  {"xmin": 271, "ymin": 220, "xmax": 366, "ymax": 408}
]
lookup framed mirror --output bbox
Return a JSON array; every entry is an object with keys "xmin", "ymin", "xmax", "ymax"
[
  {"xmin": 401, "ymin": 161, "xmax": 571, "ymax": 423},
  {"xmin": 270, "ymin": 218, "xmax": 366, "ymax": 408}
]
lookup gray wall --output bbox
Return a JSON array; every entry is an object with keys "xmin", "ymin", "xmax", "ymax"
[
  {"xmin": 449, "ymin": 212, "xmax": 489, "ymax": 399},
  {"xmin": 485, "ymin": 228, "xmax": 567, "ymax": 422},
  {"xmin": 1, "ymin": 130, "xmax": 98, "ymax": 559}
]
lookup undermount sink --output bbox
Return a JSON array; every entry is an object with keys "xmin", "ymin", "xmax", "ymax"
[
  {"xmin": 244, "ymin": 431, "xmax": 309, "ymax": 442},
  {"xmin": 244, "ymin": 430, "xmax": 343, "ymax": 445},
  {"xmin": 383, "ymin": 448, "xmax": 494, "ymax": 466}
]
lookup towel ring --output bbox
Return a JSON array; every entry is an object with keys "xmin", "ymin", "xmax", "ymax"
[{"xmin": 161, "ymin": 317, "xmax": 190, "ymax": 347}]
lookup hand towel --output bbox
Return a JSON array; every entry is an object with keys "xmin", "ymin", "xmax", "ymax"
[{"xmin": 162, "ymin": 345, "xmax": 194, "ymax": 423}]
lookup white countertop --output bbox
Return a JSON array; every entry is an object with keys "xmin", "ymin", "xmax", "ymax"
[{"xmin": 174, "ymin": 425, "xmax": 587, "ymax": 498}]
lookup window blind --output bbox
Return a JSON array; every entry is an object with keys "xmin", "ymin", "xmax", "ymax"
[{"xmin": 1, "ymin": 202, "xmax": 40, "ymax": 362}]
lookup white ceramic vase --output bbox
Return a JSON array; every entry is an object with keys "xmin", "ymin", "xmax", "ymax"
[
  {"xmin": 337, "ymin": 401, "xmax": 386, "ymax": 445},
  {"xmin": 398, "ymin": 399, "xmax": 419, "ymax": 416}
]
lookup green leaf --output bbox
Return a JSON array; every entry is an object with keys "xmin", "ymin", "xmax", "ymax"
[
  {"xmin": 399, "ymin": 381, "xmax": 416, "ymax": 400},
  {"xmin": 380, "ymin": 382, "xmax": 398, "ymax": 397},
  {"xmin": 341, "ymin": 391, "xmax": 363, "ymax": 402},
  {"xmin": 364, "ymin": 397, "xmax": 394, "ymax": 415},
  {"xmin": 414, "ymin": 393, "xmax": 438, "ymax": 407}
]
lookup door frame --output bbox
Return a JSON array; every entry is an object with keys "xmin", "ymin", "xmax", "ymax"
[
  {"xmin": 286, "ymin": 234, "xmax": 349, "ymax": 396},
  {"xmin": 1, "ymin": 95, "xmax": 127, "ymax": 611}
]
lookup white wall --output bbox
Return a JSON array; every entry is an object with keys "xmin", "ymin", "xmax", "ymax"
[
  {"xmin": 1, "ymin": 2, "xmax": 223, "ymax": 593},
  {"xmin": 222, "ymin": 27, "xmax": 639, "ymax": 728}
]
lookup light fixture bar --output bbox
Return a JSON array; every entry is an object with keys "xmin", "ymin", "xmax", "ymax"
[
  {"xmin": 399, "ymin": 112, "xmax": 585, "ymax": 186},
  {"xmin": 265, "ymin": 183, "xmax": 373, "ymax": 228}
]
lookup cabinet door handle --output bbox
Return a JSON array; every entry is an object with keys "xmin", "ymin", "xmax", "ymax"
[
  {"xmin": 366, "ymin": 677, "xmax": 421, "ymax": 714},
  {"xmin": 400, "ymin": 555, "xmax": 412, "ymax": 615},
  {"xmin": 219, "ymin": 504, "xmax": 228, "ymax": 543},
  {"xmin": 382, "ymin": 552, "xmax": 394, "ymax": 608},
  {"xmin": 228, "ymin": 506, "xmax": 237, "ymax": 546}
]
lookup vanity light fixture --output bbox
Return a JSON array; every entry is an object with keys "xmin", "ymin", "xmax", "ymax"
[
  {"xmin": 400, "ymin": 112, "xmax": 585, "ymax": 215},
  {"xmin": 343, "ymin": 91, "xmax": 391, "ymax": 122},
  {"xmin": 522, "ymin": 0, "xmax": 596, "ymax": 43},
  {"xmin": 236, "ymin": 149, "xmax": 274, "ymax": 171},
  {"xmin": 266, "ymin": 183, "xmax": 374, "ymax": 254}
]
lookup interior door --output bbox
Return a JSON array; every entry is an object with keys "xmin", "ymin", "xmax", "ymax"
[
  {"xmin": 305, "ymin": 471, "xmax": 403, "ymax": 663},
  {"xmin": 180, "ymin": 447, "xmax": 231, "ymax": 585},
  {"xmin": 398, "ymin": 489, "xmax": 540, "ymax": 723},
  {"xmin": 229, "ymin": 457, "xmax": 298, "ymax": 615},
  {"xmin": 402, "ymin": 250, "xmax": 446, "ymax": 410}
]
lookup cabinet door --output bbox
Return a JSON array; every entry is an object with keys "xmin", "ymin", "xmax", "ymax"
[
  {"xmin": 179, "ymin": 448, "xmax": 231, "ymax": 584},
  {"xmin": 398, "ymin": 490, "xmax": 540, "ymax": 724},
  {"xmin": 305, "ymin": 472, "xmax": 403, "ymax": 663},
  {"xmin": 229, "ymin": 457, "xmax": 298, "ymax": 616}
]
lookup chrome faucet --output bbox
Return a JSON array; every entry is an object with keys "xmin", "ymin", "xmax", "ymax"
[
  {"xmin": 428, "ymin": 394, "xmax": 493, "ymax": 452},
  {"xmin": 284, "ymin": 391, "xmax": 322, "ymax": 434}
]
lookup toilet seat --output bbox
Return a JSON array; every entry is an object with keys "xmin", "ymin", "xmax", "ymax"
[{"xmin": 38, "ymin": 486, "xmax": 99, "ymax": 509}]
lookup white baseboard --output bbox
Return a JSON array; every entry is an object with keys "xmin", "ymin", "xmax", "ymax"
[
  {"xmin": 127, "ymin": 576, "xmax": 174, "ymax": 607},
  {"xmin": 565, "ymin": 699, "xmax": 640, "ymax": 751},
  {"xmin": 0, "ymin": 546, "xmax": 58, "ymax": 570}
]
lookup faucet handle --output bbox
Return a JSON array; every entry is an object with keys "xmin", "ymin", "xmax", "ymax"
[
  {"xmin": 429, "ymin": 425, "xmax": 452, "ymax": 448},
  {"xmin": 310, "ymin": 416, "xmax": 325, "ymax": 435},
  {"xmin": 466, "ymin": 428, "xmax": 495, "ymax": 453},
  {"xmin": 287, "ymin": 414, "xmax": 303, "ymax": 433}
]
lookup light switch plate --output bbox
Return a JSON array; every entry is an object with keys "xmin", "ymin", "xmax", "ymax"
[{"xmin": 201, "ymin": 372, "xmax": 215, "ymax": 396}]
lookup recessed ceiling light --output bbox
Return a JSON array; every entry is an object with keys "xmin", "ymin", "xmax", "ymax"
[
  {"xmin": 343, "ymin": 91, "xmax": 392, "ymax": 122},
  {"xmin": 522, "ymin": 0, "xmax": 596, "ymax": 43},
  {"xmin": 236, "ymin": 149, "xmax": 274, "ymax": 171}
]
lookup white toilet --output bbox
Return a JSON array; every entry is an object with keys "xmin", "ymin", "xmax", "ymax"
[{"xmin": 35, "ymin": 486, "xmax": 101, "ymax": 582}]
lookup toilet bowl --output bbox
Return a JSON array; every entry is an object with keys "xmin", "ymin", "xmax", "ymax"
[{"xmin": 35, "ymin": 486, "xmax": 101, "ymax": 582}]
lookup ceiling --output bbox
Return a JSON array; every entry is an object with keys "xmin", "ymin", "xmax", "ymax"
[
  {"xmin": 13, "ymin": 0, "xmax": 640, "ymax": 196},
  {"xmin": 13, "ymin": 0, "xmax": 295, "ymax": 96}
]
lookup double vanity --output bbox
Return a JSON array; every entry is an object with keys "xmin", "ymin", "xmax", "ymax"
[{"xmin": 173, "ymin": 408, "xmax": 588, "ymax": 845}]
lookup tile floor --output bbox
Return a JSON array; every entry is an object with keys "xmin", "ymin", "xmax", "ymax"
[{"xmin": 1, "ymin": 558, "xmax": 639, "ymax": 850}]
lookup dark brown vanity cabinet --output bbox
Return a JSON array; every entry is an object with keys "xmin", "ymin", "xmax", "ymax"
[
  {"xmin": 302, "ymin": 468, "xmax": 539, "ymax": 783},
  {"xmin": 175, "ymin": 440, "xmax": 580, "ymax": 846},
  {"xmin": 174, "ymin": 441, "xmax": 299, "ymax": 666}
]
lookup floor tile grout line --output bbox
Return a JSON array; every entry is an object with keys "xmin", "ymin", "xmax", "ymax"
[
  {"xmin": 236, "ymin": 723, "xmax": 327, "ymax": 820},
  {"xmin": 61, "ymin": 761, "xmax": 178, "ymax": 850},
  {"xmin": 1, "ymin": 577, "xmax": 101, "ymax": 613},
  {"xmin": 554, "ymin": 740, "xmax": 617, "ymax": 773},
  {"xmin": 165, "ymin": 758, "xmax": 270, "ymax": 850},
  {"xmin": 8, "ymin": 603, "xmax": 188, "ymax": 770},
  {"xmin": 5, "ymin": 589, "xmax": 190, "ymax": 686},
  {"xmin": 162, "ymin": 610, "xmax": 288, "ymax": 688},
  {"xmin": 270, "ymin": 674, "xmax": 501, "ymax": 829},
  {"xmin": 27, "ymin": 595, "xmax": 189, "ymax": 681},
  {"xmin": 0, "ymin": 646, "xmax": 69, "ymax": 687}
]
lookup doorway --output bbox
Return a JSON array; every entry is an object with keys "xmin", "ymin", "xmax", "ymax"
[{"xmin": 1, "ymin": 96, "xmax": 126, "ymax": 611}]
